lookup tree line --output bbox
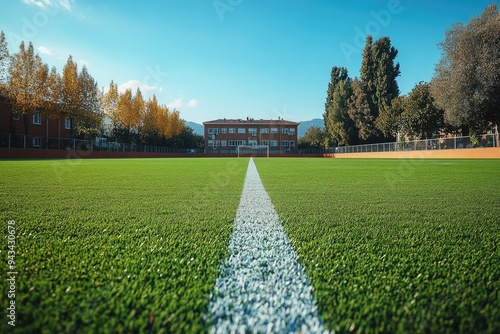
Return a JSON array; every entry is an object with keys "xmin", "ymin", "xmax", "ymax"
[
  {"xmin": 310, "ymin": 4, "xmax": 499, "ymax": 149},
  {"xmin": 0, "ymin": 31, "xmax": 202, "ymax": 148}
]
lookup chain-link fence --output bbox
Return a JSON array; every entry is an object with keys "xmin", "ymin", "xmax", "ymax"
[
  {"xmin": 334, "ymin": 134, "xmax": 497, "ymax": 154},
  {"xmin": 1, "ymin": 132, "xmax": 496, "ymax": 155}
]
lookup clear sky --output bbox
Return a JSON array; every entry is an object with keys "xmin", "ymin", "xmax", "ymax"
[{"xmin": 1, "ymin": 0, "xmax": 496, "ymax": 124}]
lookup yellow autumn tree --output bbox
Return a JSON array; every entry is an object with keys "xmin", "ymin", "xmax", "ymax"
[
  {"xmin": 132, "ymin": 88, "xmax": 145, "ymax": 132},
  {"xmin": 169, "ymin": 109, "xmax": 184, "ymax": 137},
  {"xmin": 6, "ymin": 41, "xmax": 48, "ymax": 137},
  {"xmin": 61, "ymin": 56, "xmax": 80, "ymax": 139},
  {"xmin": 142, "ymin": 95, "xmax": 161, "ymax": 142},
  {"xmin": 103, "ymin": 80, "xmax": 118, "ymax": 120}
]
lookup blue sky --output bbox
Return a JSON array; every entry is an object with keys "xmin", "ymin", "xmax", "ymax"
[{"xmin": 1, "ymin": 0, "xmax": 495, "ymax": 124}]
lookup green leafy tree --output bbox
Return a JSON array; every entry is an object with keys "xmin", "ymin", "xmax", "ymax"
[
  {"xmin": 400, "ymin": 82, "xmax": 444, "ymax": 139},
  {"xmin": 324, "ymin": 67, "xmax": 349, "ymax": 127},
  {"xmin": 430, "ymin": 4, "xmax": 500, "ymax": 145},
  {"xmin": 352, "ymin": 36, "xmax": 400, "ymax": 142},
  {"xmin": 165, "ymin": 126, "xmax": 204, "ymax": 149},
  {"xmin": 298, "ymin": 125, "xmax": 329, "ymax": 149},
  {"xmin": 326, "ymin": 80, "xmax": 356, "ymax": 146},
  {"xmin": 376, "ymin": 95, "xmax": 404, "ymax": 139},
  {"xmin": 348, "ymin": 78, "xmax": 377, "ymax": 142},
  {"xmin": 372, "ymin": 37, "xmax": 400, "ymax": 122},
  {"xmin": 324, "ymin": 67, "xmax": 355, "ymax": 145}
]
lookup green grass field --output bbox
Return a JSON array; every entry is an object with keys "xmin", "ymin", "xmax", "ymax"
[
  {"xmin": 255, "ymin": 158, "xmax": 500, "ymax": 333},
  {"xmin": 1, "ymin": 158, "xmax": 499, "ymax": 333},
  {"xmin": 0, "ymin": 158, "xmax": 248, "ymax": 333}
]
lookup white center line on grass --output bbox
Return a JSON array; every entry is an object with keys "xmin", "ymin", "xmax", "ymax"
[{"xmin": 207, "ymin": 158, "xmax": 327, "ymax": 334}]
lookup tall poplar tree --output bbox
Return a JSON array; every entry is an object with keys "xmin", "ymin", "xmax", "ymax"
[
  {"xmin": 0, "ymin": 31, "xmax": 9, "ymax": 92},
  {"xmin": 348, "ymin": 78, "xmax": 377, "ymax": 141},
  {"xmin": 350, "ymin": 36, "xmax": 400, "ymax": 142},
  {"xmin": 324, "ymin": 66, "xmax": 355, "ymax": 145}
]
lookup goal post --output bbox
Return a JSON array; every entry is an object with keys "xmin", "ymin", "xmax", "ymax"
[{"xmin": 237, "ymin": 145, "xmax": 270, "ymax": 158}]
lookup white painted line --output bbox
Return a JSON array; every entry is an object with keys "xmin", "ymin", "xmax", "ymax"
[{"xmin": 207, "ymin": 158, "xmax": 327, "ymax": 333}]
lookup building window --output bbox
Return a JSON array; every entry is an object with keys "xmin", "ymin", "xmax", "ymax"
[
  {"xmin": 260, "ymin": 128, "xmax": 269, "ymax": 134},
  {"xmin": 271, "ymin": 128, "xmax": 278, "ymax": 134},
  {"xmin": 208, "ymin": 140, "xmax": 213, "ymax": 147},
  {"xmin": 220, "ymin": 140, "xmax": 227, "ymax": 147},
  {"xmin": 221, "ymin": 128, "xmax": 227, "ymax": 134},
  {"xmin": 12, "ymin": 112, "xmax": 20, "ymax": 121},
  {"xmin": 290, "ymin": 128, "xmax": 296, "ymax": 135},
  {"xmin": 229, "ymin": 128, "xmax": 235, "ymax": 134},
  {"xmin": 238, "ymin": 128, "xmax": 246, "ymax": 134},
  {"xmin": 32, "ymin": 111, "xmax": 41, "ymax": 125},
  {"xmin": 65, "ymin": 117, "xmax": 71, "ymax": 130},
  {"xmin": 208, "ymin": 128, "xmax": 220, "ymax": 134},
  {"xmin": 282, "ymin": 128, "xmax": 289, "ymax": 134},
  {"xmin": 270, "ymin": 140, "xmax": 278, "ymax": 147},
  {"xmin": 229, "ymin": 140, "xmax": 246, "ymax": 146},
  {"xmin": 290, "ymin": 141, "xmax": 295, "ymax": 148},
  {"xmin": 32, "ymin": 137, "xmax": 41, "ymax": 147},
  {"xmin": 248, "ymin": 139, "xmax": 258, "ymax": 146},
  {"xmin": 248, "ymin": 128, "xmax": 257, "ymax": 136},
  {"xmin": 282, "ymin": 140, "xmax": 289, "ymax": 147},
  {"xmin": 260, "ymin": 140, "xmax": 269, "ymax": 146}
]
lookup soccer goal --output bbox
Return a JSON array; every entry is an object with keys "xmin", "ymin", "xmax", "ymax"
[{"xmin": 237, "ymin": 145, "xmax": 270, "ymax": 158}]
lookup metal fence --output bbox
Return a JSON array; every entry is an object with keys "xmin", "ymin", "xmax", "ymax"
[
  {"xmin": 334, "ymin": 134, "xmax": 497, "ymax": 154},
  {"xmin": 0, "ymin": 133, "xmax": 203, "ymax": 154},
  {"xmin": 1, "ymin": 132, "xmax": 496, "ymax": 155}
]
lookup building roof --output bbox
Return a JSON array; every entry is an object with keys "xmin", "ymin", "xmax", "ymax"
[{"xmin": 203, "ymin": 118, "xmax": 300, "ymax": 126}]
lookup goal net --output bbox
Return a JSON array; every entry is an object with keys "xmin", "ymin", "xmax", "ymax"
[{"xmin": 237, "ymin": 145, "xmax": 270, "ymax": 158}]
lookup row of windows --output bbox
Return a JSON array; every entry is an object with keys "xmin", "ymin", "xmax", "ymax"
[
  {"xmin": 26, "ymin": 111, "xmax": 71, "ymax": 129},
  {"xmin": 208, "ymin": 140, "xmax": 296, "ymax": 148},
  {"xmin": 208, "ymin": 127, "xmax": 296, "ymax": 135}
]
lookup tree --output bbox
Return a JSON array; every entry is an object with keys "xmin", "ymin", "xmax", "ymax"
[
  {"xmin": 326, "ymin": 80, "xmax": 356, "ymax": 146},
  {"xmin": 348, "ymin": 78, "xmax": 377, "ymax": 142},
  {"xmin": 298, "ymin": 125, "xmax": 329, "ymax": 149},
  {"xmin": 61, "ymin": 56, "xmax": 81, "ymax": 140},
  {"xmin": 132, "ymin": 88, "xmax": 145, "ymax": 138},
  {"xmin": 324, "ymin": 67, "xmax": 355, "ymax": 145},
  {"xmin": 0, "ymin": 31, "xmax": 9, "ymax": 92},
  {"xmin": 77, "ymin": 65, "xmax": 103, "ymax": 138},
  {"xmin": 6, "ymin": 41, "xmax": 48, "ymax": 138},
  {"xmin": 430, "ymin": 4, "xmax": 500, "ymax": 145},
  {"xmin": 324, "ymin": 66, "xmax": 349, "ymax": 129},
  {"xmin": 399, "ymin": 82, "xmax": 444, "ymax": 140},
  {"xmin": 371, "ymin": 37, "xmax": 400, "ymax": 121},
  {"xmin": 142, "ymin": 95, "xmax": 161, "ymax": 143},
  {"xmin": 169, "ymin": 109, "xmax": 184, "ymax": 137},
  {"xmin": 165, "ymin": 126, "xmax": 204, "ymax": 149},
  {"xmin": 103, "ymin": 80, "xmax": 118, "ymax": 120},
  {"xmin": 352, "ymin": 36, "xmax": 400, "ymax": 142},
  {"xmin": 376, "ymin": 95, "xmax": 404, "ymax": 139},
  {"xmin": 44, "ymin": 67, "xmax": 62, "ymax": 117},
  {"xmin": 44, "ymin": 66, "xmax": 64, "ymax": 147}
]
